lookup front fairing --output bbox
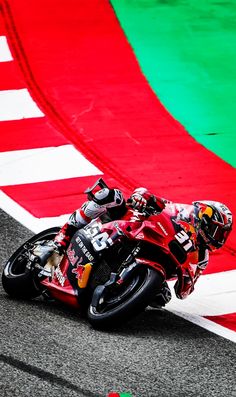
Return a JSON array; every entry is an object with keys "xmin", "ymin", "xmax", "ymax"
[
  {"xmin": 99, "ymin": 207, "xmax": 199, "ymax": 280},
  {"xmin": 109, "ymin": 208, "xmax": 178, "ymax": 252},
  {"xmin": 40, "ymin": 254, "xmax": 81, "ymax": 308}
]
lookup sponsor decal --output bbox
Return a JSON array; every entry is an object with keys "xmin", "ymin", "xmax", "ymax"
[
  {"xmin": 73, "ymin": 263, "xmax": 92, "ymax": 288},
  {"xmin": 67, "ymin": 246, "xmax": 79, "ymax": 266},
  {"xmin": 130, "ymin": 214, "xmax": 141, "ymax": 222},
  {"xmin": 54, "ymin": 266, "xmax": 66, "ymax": 286},
  {"xmin": 157, "ymin": 221, "xmax": 168, "ymax": 236},
  {"xmin": 72, "ymin": 262, "xmax": 84, "ymax": 280},
  {"xmin": 75, "ymin": 236, "xmax": 95, "ymax": 262}
]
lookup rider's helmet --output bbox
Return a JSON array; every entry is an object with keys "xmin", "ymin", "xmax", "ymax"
[{"xmin": 193, "ymin": 200, "xmax": 233, "ymax": 250}]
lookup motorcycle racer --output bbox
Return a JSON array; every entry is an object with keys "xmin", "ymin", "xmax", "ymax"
[{"xmin": 35, "ymin": 179, "xmax": 233, "ymax": 307}]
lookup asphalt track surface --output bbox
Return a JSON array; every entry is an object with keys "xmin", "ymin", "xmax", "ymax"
[{"xmin": 1, "ymin": 209, "xmax": 236, "ymax": 397}]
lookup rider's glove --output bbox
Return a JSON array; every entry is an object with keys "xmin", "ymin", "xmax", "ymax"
[
  {"xmin": 129, "ymin": 193, "xmax": 147, "ymax": 212},
  {"xmin": 128, "ymin": 193, "xmax": 147, "ymax": 212},
  {"xmin": 128, "ymin": 188, "xmax": 165, "ymax": 214},
  {"xmin": 174, "ymin": 275, "xmax": 194, "ymax": 299}
]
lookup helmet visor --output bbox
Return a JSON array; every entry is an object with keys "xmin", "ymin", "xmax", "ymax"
[{"xmin": 208, "ymin": 222, "xmax": 232, "ymax": 246}]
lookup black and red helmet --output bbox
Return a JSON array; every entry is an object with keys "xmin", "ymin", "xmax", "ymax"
[{"xmin": 193, "ymin": 201, "xmax": 233, "ymax": 250}]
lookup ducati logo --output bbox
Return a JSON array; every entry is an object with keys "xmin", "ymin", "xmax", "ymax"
[{"xmin": 157, "ymin": 222, "xmax": 168, "ymax": 236}]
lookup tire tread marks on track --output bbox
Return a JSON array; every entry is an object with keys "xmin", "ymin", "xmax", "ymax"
[
  {"xmin": 0, "ymin": 353, "xmax": 103, "ymax": 397},
  {"xmin": 0, "ymin": 0, "xmax": 136, "ymax": 192}
]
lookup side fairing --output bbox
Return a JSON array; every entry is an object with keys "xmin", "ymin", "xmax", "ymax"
[{"xmin": 66, "ymin": 230, "xmax": 97, "ymax": 291}]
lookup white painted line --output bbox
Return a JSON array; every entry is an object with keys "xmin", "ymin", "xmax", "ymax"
[
  {"xmin": 166, "ymin": 270, "xmax": 236, "ymax": 342},
  {"xmin": 167, "ymin": 270, "xmax": 236, "ymax": 316},
  {"xmin": 0, "ymin": 144, "xmax": 102, "ymax": 185},
  {"xmin": 168, "ymin": 309, "xmax": 236, "ymax": 343},
  {"xmin": 0, "ymin": 36, "xmax": 13, "ymax": 62},
  {"xmin": 0, "ymin": 89, "xmax": 44, "ymax": 121},
  {"xmin": 0, "ymin": 190, "xmax": 69, "ymax": 233}
]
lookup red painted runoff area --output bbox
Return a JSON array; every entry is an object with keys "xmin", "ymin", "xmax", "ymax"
[
  {"xmin": 0, "ymin": 0, "xmax": 235, "ymax": 275},
  {"xmin": 205, "ymin": 313, "xmax": 236, "ymax": 333},
  {"xmin": 0, "ymin": 118, "xmax": 68, "ymax": 151},
  {"xmin": 0, "ymin": 61, "xmax": 24, "ymax": 89}
]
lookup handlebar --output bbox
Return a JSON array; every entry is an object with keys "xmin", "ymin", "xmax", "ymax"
[
  {"xmin": 144, "ymin": 205, "xmax": 160, "ymax": 216},
  {"xmin": 127, "ymin": 203, "xmax": 160, "ymax": 217}
]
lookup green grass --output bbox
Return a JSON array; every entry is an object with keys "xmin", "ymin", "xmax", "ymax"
[{"xmin": 111, "ymin": 0, "xmax": 236, "ymax": 166}]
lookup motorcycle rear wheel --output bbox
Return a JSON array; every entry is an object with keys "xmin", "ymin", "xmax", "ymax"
[
  {"xmin": 87, "ymin": 267, "xmax": 163, "ymax": 329},
  {"xmin": 2, "ymin": 227, "xmax": 60, "ymax": 299}
]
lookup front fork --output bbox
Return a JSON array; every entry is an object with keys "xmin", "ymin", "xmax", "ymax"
[
  {"xmin": 91, "ymin": 261, "xmax": 141, "ymax": 308},
  {"xmin": 90, "ymin": 243, "xmax": 142, "ymax": 307},
  {"xmin": 90, "ymin": 257, "xmax": 166, "ymax": 310}
]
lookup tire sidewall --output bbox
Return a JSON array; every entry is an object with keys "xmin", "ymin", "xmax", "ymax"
[{"xmin": 2, "ymin": 227, "xmax": 60, "ymax": 299}]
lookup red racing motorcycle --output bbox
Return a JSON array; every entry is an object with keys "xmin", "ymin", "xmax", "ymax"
[{"xmin": 2, "ymin": 187, "xmax": 197, "ymax": 328}]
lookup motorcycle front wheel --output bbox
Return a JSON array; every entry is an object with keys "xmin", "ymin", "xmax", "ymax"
[
  {"xmin": 2, "ymin": 227, "xmax": 60, "ymax": 299},
  {"xmin": 87, "ymin": 267, "xmax": 163, "ymax": 329}
]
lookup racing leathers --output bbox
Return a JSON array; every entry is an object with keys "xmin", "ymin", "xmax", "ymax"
[{"xmin": 40, "ymin": 186, "xmax": 209, "ymax": 305}]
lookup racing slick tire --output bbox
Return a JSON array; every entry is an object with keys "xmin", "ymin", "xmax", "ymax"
[
  {"xmin": 87, "ymin": 267, "xmax": 164, "ymax": 329},
  {"xmin": 2, "ymin": 227, "xmax": 60, "ymax": 299}
]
